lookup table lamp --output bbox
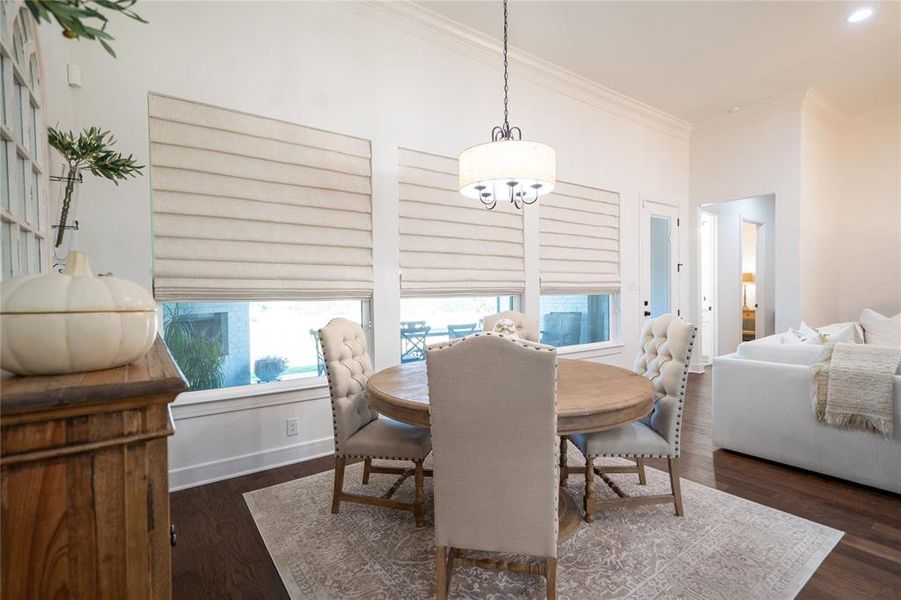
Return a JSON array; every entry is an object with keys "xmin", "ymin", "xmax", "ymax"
[{"xmin": 742, "ymin": 272, "xmax": 755, "ymax": 309}]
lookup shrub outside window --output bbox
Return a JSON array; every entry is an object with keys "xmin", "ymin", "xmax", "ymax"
[{"xmin": 162, "ymin": 300, "xmax": 366, "ymax": 391}]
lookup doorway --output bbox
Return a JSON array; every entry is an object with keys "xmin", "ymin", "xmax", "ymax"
[
  {"xmin": 698, "ymin": 194, "xmax": 774, "ymax": 355},
  {"xmin": 699, "ymin": 210, "xmax": 717, "ymax": 364},
  {"xmin": 641, "ymin": 201, "xmax": 680, "ymax": 323},
  {"xmin": 740, "ymin": 220, "xmax": 760, "ymax": 341}
]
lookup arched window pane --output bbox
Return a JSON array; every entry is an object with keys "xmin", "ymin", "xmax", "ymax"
[{"xmin": 1, "ymin": 1, "xmax": 47, "ymax": 278}]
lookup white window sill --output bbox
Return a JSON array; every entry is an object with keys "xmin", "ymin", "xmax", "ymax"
[
  {"xmin": 171, "ymin": 341, "xmax": 624, "ymax": 413},
  {"xmin": 173, "ymin": 376, "xmax": 330, "ymax": 407},
  {"xmin": 555, "ymin": 340, "xmax": 625, "ymax": 358}
]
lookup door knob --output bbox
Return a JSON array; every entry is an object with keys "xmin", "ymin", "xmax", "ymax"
[{"xmin": 643, "ymin": 311, "xmax": 651, "ymax": 317}]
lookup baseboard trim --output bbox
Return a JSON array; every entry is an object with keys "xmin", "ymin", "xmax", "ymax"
[{"xmin": 169, "ymin": 436, "xmax": 334, "ymax": 491}]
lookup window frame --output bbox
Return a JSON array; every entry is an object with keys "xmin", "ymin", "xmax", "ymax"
[
  {"xmin": 0, "ymin": 2, "xmax": 48, "ymax": 280},
  {"xmin": 163, "ymin": 298, "xmax": 373, "ymax": 405},
  {"xmin": 398, "ymin": 293, "xmax": 520, "ymax": 363},
  {"xmin": 539, "ymin": 289, "xmax": 623, "ymax": 356}
]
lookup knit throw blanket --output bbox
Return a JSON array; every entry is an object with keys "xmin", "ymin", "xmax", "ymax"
[{"xmin": 810, "ymin": 343, "xmax": 901, "ymax": 437}]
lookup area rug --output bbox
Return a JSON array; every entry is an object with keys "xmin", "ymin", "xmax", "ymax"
[{"xmin": 244, "ymin": 446, "xmax": 842, "ymax": 599}]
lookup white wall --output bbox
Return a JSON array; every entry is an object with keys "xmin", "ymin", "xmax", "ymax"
[
  {"xmin": 701, "ymin": 195, "xmax": 776, "ymax": 355},
  {"xmin": 689, "ymin": 97, "xmax": 803, "ymax": 338},
  {"xmin": 690, "ymin": 90, "xmax": 900, "ymax": 346},
  {"xmin": 800, "ymin": 98, "xmax": 844, "ymax": 325},
  {"xmin": 836, "ymin": 107, "xmax": 901, "ymax": 320},
  {"xmin": 36, "ymin": 1, "xmax": 690, "ymax": 489}
]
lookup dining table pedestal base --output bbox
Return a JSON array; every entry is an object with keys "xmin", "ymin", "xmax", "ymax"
[{"xmin": 558, "ymin": 489, "xmax": 581, "ymax": 543}]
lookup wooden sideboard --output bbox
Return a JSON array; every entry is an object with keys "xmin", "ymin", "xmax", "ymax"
[{"xmin": 1, "ymin": 338, "xmax": 187, "ymax": 600}]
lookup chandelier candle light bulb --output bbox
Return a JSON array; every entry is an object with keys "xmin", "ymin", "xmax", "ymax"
[{"xmin": 458, "ymin": 0, "xmax": 556, "ymax": 210}]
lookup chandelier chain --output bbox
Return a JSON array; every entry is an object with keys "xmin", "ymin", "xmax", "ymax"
[{"xmin": 502, "ymin": 0, "xmax": 509, "ymax": 131}]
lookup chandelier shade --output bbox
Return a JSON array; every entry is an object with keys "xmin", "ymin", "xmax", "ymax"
[
  {"xmin": 457, "ymin": 0, "xmax": 556, "ymax": 210},
  {"xmin": 458, "ymin": 140, "xmax": 556, "ymax": 208}
]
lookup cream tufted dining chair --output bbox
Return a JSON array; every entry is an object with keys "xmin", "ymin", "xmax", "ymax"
[
  {"xmin": 565, "ymin": 313, "xmax": 696, "ymax": 522},
  {"xmin": 483, "ymin": 310, "xmax": 540, "ymax": 342},
  {"xmin": 319, "ymin": 318, "xmax": 432, "ymax": 526},
  {"xmin": 427, "ymin": 333, "xmax": 559, "ymax": 599}
]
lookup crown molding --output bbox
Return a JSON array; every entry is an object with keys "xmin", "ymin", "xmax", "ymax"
[
  {"xmin": 848, "ymin": 102, "xmax": 900, "ymax": 126},
  {"xmin": 690, "ymin": 88, "xmax": 809, "ymax": 139},
  {"xmin": 342, "ymin": 1, "xmax": 692, "ymax": 141},
  {"xmin": 802, "ymin": 87, "xmax": 849, "ymax": 130}
]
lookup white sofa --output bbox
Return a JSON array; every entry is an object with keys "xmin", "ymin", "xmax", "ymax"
[{"xmin": 712, "ymin": 332, "xmax": 901, "ymax": 494}]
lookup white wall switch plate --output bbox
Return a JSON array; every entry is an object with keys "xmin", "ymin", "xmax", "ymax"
[
  {"xmin": 286, "ymin": 417, "xmax": 299, "ymax": 437},
  {"xmin": 67, "ymin": 64, "xmax": 82, "ymax": 88}
]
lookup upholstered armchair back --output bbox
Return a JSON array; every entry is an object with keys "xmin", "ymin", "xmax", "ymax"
[
  {"xmin": 319, "ymin": 318, "xmax": 378, "ymax": 456},
  {"xmin": 427, "ymin": 333, "xmax": 559, "ymax": 558},
  {"xmin": 483, "ymin": 311, "xmax": 540, "ymax": 342},
  {"xmin": 633, "ymin": 314, "xmax": 697, "ymax": 456}
]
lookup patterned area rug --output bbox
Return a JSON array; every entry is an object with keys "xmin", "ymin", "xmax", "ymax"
[{"xmin": 244, "ymin": 447, "xmax": 842, "ymax": 599}]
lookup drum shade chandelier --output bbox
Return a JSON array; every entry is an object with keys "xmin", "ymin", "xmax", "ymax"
[{"xmin": 458, "ymin": 0, "xmax": 556, "ymax": 210}]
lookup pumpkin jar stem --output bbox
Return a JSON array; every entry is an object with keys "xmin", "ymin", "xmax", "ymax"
[{"xmin": 62, "ymin": 252, "xmax": 93, "ymax": 277}]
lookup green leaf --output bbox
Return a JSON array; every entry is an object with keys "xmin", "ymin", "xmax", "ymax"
[{"xmin": 26, "ymin": 0, "xmax": 147, "ymax": 57}]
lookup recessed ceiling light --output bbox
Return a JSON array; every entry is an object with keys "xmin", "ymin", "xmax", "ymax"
[
  {"xmin": 847, "ymin": 7, "xmax": 873, "ymax": 23},
  {"xmin": 728, "ymin": 106, "xmax": 740, "ymax": 113}
]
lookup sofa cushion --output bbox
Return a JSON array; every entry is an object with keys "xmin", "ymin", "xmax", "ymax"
[
  {"xmin": 736, "ymin": 334, "xmax": 829, "ymax": 366},
  {"xmin": 860, "ymin": 309, "xmax": 901, "ymax": 347}
]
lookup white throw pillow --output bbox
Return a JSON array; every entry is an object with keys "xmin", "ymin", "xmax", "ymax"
[
  {"xmin": 799, "ymin": 321, "xmax": 824, "ymax": 344},
  {"xmin": 819, "ymin": 321, "xmax": 865, "ymax": 343},
  {"xmin": 798, "ymin": 321, "xmax": 860, "ymax": 345},
  {"xmin": 859, "ymin": 309, "xmax": 901, "ymax": 347},
  {"xmin": 492, "ymin": 318, "xmax": 519, "ymax": 338},
  {"xmin": 824, "ymin": 323, "xmax": 859, "ymax": 344}
]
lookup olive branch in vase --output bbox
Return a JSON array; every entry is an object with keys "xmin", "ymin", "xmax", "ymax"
[{"xmin": 48, "ymin": 126, "xmax": 143, "ymax": 248}]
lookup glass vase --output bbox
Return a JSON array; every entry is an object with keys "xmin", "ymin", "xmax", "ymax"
[{"xmin": 51, "ymin": 167, "xmax": 82, "ymax": 269}]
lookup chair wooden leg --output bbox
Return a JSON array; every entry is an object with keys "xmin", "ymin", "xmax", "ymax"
[
  {"xmin": 636, "ymin": 457, "xmax": 647, "ymax": 485},
  {"xmin": 331, "ymin": 456, "xmax": 346, "ymax": 514},
  {"xmin": 668, "ymin": 457, "xmax": 684, "ymax": 516},
  {"xmin": 559, "ymin": 437, "xmax": 568, "ymax": 486},
  {"xmin": 435, "ymin": 545, "xmax": 451, "ymax": 600},
  {"xmin": 583, "ymin": 458, "xmax": 596, "ymax": 523},
  {"xmin": 545, "ymin": 557, "xmax": 557, "ymax": 600},
  {"xmin": 414, "ymin": 460, "xmax": 425, "ymax": 527},
  {"xmin": 362, "ymin": 457, "xmax": 372, "ymax": 484}
]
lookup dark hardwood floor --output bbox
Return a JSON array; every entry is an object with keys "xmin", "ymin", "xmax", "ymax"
[{"xmin": 170, "ymin": 370, "xmax": 901, "ymax": 599}]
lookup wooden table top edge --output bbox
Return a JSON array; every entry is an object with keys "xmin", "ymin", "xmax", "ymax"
[{"xmin": 366, "ymin": 357, "xmax": 655, "ymax": 433}]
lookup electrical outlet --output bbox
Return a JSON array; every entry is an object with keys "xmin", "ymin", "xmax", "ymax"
[{"xmin": 286, "ymin": 417, "xmax": 299, "ymax": 437}]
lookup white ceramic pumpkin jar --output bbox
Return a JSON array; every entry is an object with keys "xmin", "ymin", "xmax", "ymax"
[{"xmin": 1, "ymin": 251, "xmax": 158, "ymax": 376}]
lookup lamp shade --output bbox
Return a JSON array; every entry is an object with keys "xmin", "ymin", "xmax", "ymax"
[
  {"xmin": 742, "ymin": 272, "xmax": 756, "ymax": 283},
  {"xmin": 458, "ymin": 140, "xmax": 556, "ymax": 202}
]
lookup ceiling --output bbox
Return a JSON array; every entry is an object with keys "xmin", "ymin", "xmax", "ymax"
[{"xmin": 419, "ymin": 1, "xmax": 900, "ymax": 124}]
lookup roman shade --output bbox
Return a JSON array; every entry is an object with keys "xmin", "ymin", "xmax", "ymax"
[
  {"xmin": 398, "ymin": 148, "xmax": 525, "ymax": 296},
  {"xmin": 148, "ymin": 93, "xmax": 373, "ymax": 301},
  {"xmin": 539, "ymin": 181, "xmax": 620, "ymax": 294}
]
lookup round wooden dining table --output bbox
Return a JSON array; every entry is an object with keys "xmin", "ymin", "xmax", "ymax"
[{"xmin": 367, "ymin": 358, "xmax": 656, "ymax": 541}]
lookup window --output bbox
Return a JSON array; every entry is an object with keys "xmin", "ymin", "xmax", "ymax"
[
  {"xmin": 539, "ymin": 294, "xmax": 615, "ymax": 348},
  {"xmin": 399, "ymin": 295, "xmax": 517, "ymax": 362},
  {"xmin": 0, "ymin": 3, "xmax": 46, "ymax": 280},
  {"xmin": 161, "ymin": 300, "xmax": 367, "ymax": 392}
]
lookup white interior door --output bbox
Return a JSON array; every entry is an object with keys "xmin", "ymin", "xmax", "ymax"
[
  {"xmin": 755, "ymin": 223, "xmax": 766, "ymax": 337},
  {"xmin": 641, "ymin": 201, "xmax": 680, "ymax": 324},
  {"xmin": 699, "ymin": 210, "xmax": 717, "ymax": 363}
]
